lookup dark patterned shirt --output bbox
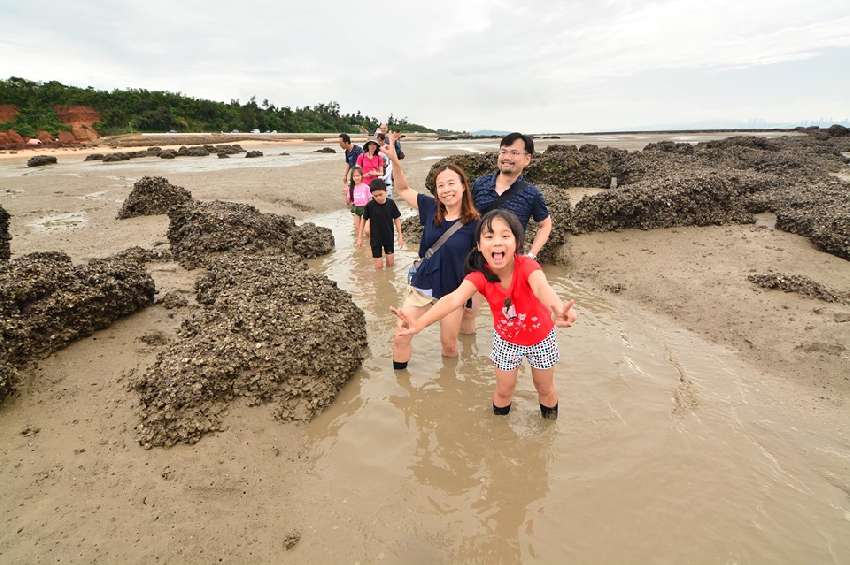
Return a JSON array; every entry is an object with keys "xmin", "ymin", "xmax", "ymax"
[
  {"xmin": 345, "ymin": 145, "xmax": 363, "ymax": 168},
  {"xmin": 472, "ymin": 172, "xmax": 549, "ymax": 228}
]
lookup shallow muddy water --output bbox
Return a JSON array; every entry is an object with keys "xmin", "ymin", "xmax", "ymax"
[
  {"xmin": 1, "ymin": 132, "xmax": 846, "ymax": 563},
  {"xmin": 292, "ymin": 209, "xmax": 850, "ymax": 563}
]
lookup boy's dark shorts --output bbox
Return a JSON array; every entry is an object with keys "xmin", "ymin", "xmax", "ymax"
[{"xmin": 371, "ymin": 239, "xmax": 394, "ymax": 258}]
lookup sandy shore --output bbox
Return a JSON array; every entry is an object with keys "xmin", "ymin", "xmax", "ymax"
[{"xmin": 1, "ymin": 132, "xmax": 848, "ymax": 562}]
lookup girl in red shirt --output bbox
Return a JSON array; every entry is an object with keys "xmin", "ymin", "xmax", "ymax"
[{"xmin": 393, "ymin": 209, "xmax": 577, "ymax": 419}]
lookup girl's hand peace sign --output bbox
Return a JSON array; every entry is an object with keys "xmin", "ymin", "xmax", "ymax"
[
  {"xmin": 551, "ymin": 299, "xmax": 577, "ymax": 328},
  {"xmin": 391, "ymin": 306, "xmax": 421, "ymax": 336}
]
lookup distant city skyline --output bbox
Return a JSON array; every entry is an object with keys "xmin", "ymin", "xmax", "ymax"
[{"xmin": 2, "ymin": 1, "xmax": 849, "ymax": 133}]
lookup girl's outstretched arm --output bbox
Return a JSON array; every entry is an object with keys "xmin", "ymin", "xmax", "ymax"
[
  {"xmin": 381, "ymin": 133, "xmax": 418, "ymax": 209},
  {"xmin": 528, "ymin": 270, "xmax": 577, "ymax": 327},
  {"xmin": 392, "ymin": 280, "xmax": 478, "ymax": 335}
]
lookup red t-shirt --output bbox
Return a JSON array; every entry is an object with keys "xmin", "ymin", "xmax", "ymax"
[{"xmin": 465, "ymin": 255, "xmax": 554, "ymax": 346}]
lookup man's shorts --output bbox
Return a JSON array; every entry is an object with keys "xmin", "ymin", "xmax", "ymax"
[{"xmin": 490, "ymin": 328, "xmax": 560, "ymax": 371}]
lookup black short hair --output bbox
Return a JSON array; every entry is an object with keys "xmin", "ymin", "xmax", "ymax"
[
  {"xmin": 500, "ymin": 132, "xmax": 534, "ymax": 154},
  {"xmin": 369, "ymin": 178, "xmax": 387, "ymax": 192},
  {"xmin": 339, "ymin": 133, "xmax": 351, "ymax": 143}
]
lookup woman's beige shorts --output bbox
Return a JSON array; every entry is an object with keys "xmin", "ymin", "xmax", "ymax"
[{"xmin": 402, "ymin": 286, "xmax": 436, "ymax": 309}]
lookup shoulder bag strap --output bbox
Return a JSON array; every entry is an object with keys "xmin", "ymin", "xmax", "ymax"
[{"xmin": 423, "ymin": 220, "xmax": 464, "ymax": 259}]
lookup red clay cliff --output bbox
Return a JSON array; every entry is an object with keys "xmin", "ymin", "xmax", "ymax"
[{"xmin": 0, "ymin": 104, "xmax": 101, "ymax": 149}]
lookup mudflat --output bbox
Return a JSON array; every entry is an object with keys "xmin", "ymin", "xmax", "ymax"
[{"xmin": 1, "ymin": 132, "xmax": 849, "ymax": 563}]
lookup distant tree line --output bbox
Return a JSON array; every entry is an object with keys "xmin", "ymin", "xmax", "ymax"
[{"xmin": 0, "ymin": 77, "xmax": 435, "ymax": 136}]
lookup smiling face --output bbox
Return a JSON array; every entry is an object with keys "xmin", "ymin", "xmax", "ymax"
[
  {"xmin": 435, "ymin": 168, "xmax": 464, "ymax": 209},
  {"xmin": 497, "ymin": 138, "xmax": 532, "ymax": 176},
  {"xmin": 478, "ymin": 216, "xmax": 517, "ymax": 271},
  {"xmin": 352, "ymin": 170, "xmax": 363, "ymax": 184}
]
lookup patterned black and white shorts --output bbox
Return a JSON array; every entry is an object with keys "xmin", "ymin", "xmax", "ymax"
[{"xmin": 490, "ymin": 328, "xmax": 560, "ymax": 371}]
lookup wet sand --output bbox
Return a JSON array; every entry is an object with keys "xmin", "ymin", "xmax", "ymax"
[{"xmin": 1, "ymin": 133, "xmax": 849, "ymax": 563}]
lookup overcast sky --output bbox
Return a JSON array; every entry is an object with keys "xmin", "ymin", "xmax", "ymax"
[{"xmin": 3, "ymin": 0, "xmax": 849, "ymax": 132}]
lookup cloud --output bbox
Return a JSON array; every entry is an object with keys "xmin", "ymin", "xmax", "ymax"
[{"xmin": 2, "ymin": 0, "xmax": 849, "ymax": 130}]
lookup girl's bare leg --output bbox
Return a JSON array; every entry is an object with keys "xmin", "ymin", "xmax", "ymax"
[
  {"xmin": 392, "ymin": 304, "xmax": 430, "ymax": 365},
  {"xmin": 438, "ymin": 306, "xmax": 464, "ymax": 358},
  {"xmin": 460, "ymin": 292, "xmax": 480, "ymax": 335},
  {"xmin": 493, "ymin": 367, "xmax": 519, "ymax": 408},
  {"xmin": 531, "ymin": 366, "xmax": 558, "ymax": 407}
]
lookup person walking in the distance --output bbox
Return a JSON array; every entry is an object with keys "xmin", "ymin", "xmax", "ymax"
[
  {"xmin": 393, "ymin": 209, "xmax": 577, "ymax": 419},
  {"xmin": 338, "ymin": 133, "xmax": 363, "ymax": 184},
  {"xmin": 357, "ymin": 178, "xmax": 404, "ymax": 270}
]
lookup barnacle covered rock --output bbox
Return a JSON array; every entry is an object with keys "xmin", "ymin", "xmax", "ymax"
[
  {"xmin": 166, "ymin": 200, "xmax": 333, "ymax": 268},
  {"xmin": 132, "ymin": 254, "xmax": 367, "ymax": 448},
  {"xmin": 117, "ymin": 176, "xmax": 193, "ymax": 219}
]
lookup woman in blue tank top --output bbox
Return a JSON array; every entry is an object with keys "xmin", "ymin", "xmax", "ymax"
[{"xmin": 381, "ymin": 133, "xmax": 480, "ymax": 370}]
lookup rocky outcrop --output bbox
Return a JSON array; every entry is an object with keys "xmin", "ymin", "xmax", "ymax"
[
  {"xmin": 827, "ymin": 124, "xmax": 850, "ymax": 138},
  {"xmin": 528, "ymin": 183, "xmax": 572, "ymax": 264},
  {"xmin": 748, "ymin": 273, "xmax": 849, "ymax": 304},
  {"xmin": 425, "ymin": 134, "xmax": 850, "ymax": 262},
  {"xmin": 0, "ymin": 251, "xmax": 155, "ymax": 402},
  {"xmin": 131, "ymin": 253, "xmax": 366, "ymax": 448},
  {"xmin": 102, "ymin": 152, "xmax": 131, "ymax": 162},
  {"xmin": 0, "ymin": 206, "xmax": 10, "ymax": 261},
  {"xmin": 572, "ymin": 171, "xmax": 755, "ymax": 233},
  {"xmin": 245, "ymin": 150, "xmax": 263, "ymax": 158},
  {"xmin": 117, "ymin": 176, "xmax": 194, "ymax": 219},
  {"xmin": 177, "ymin": 145, "xmax": 210, "ymax": 157},
  {"xmin": 159, "ymin": 149, "xmax": 177, "ymax": 159},
  {"xmin": 26, "ymin": 155, "xmax": 57, "ymax": 167},
  {"xmin": 166, "ymin": 200, "xmax": 334, "ymax": 269},
  {"xmin": 212, "ymin": 144, "xmax": 245, "ymax": 155},
  {"xmin": 748, "ymin": 178, "xmax": 850, "ymax": 260}
]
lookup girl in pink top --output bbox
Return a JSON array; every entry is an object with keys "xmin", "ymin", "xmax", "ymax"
[
  {"xmin": 394, "ymin": 209, "xmax": 577, "ymax": 420},
  {"xmin": 356, "ymin": 140, "xmax": 384, "ymax": 187},
  {"xmin": 346, "ymin": 167, "xmax": 371, "ymax": 228}
]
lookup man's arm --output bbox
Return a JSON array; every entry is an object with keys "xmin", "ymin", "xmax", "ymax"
[
  {"xmin": 528, "ymin": 216, "xmax": 552, "ymax": 257},
  {"xmin": 343, "ymin": 163, "xmax": 351, "ymax": 184}
]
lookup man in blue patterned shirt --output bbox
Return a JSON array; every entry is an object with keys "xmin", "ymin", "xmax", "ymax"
[
  {"xmin": 463, "ymin": 132, "xmax": 553, "ymax": 334},
  {"xmin": 471, "ymin": 132, "xmax": 552, "ymax": 259}
]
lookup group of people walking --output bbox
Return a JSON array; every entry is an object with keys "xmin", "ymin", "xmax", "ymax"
[{"xmin": 338, "ymin": 130, "xmax": 577, "ymax": 420}]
